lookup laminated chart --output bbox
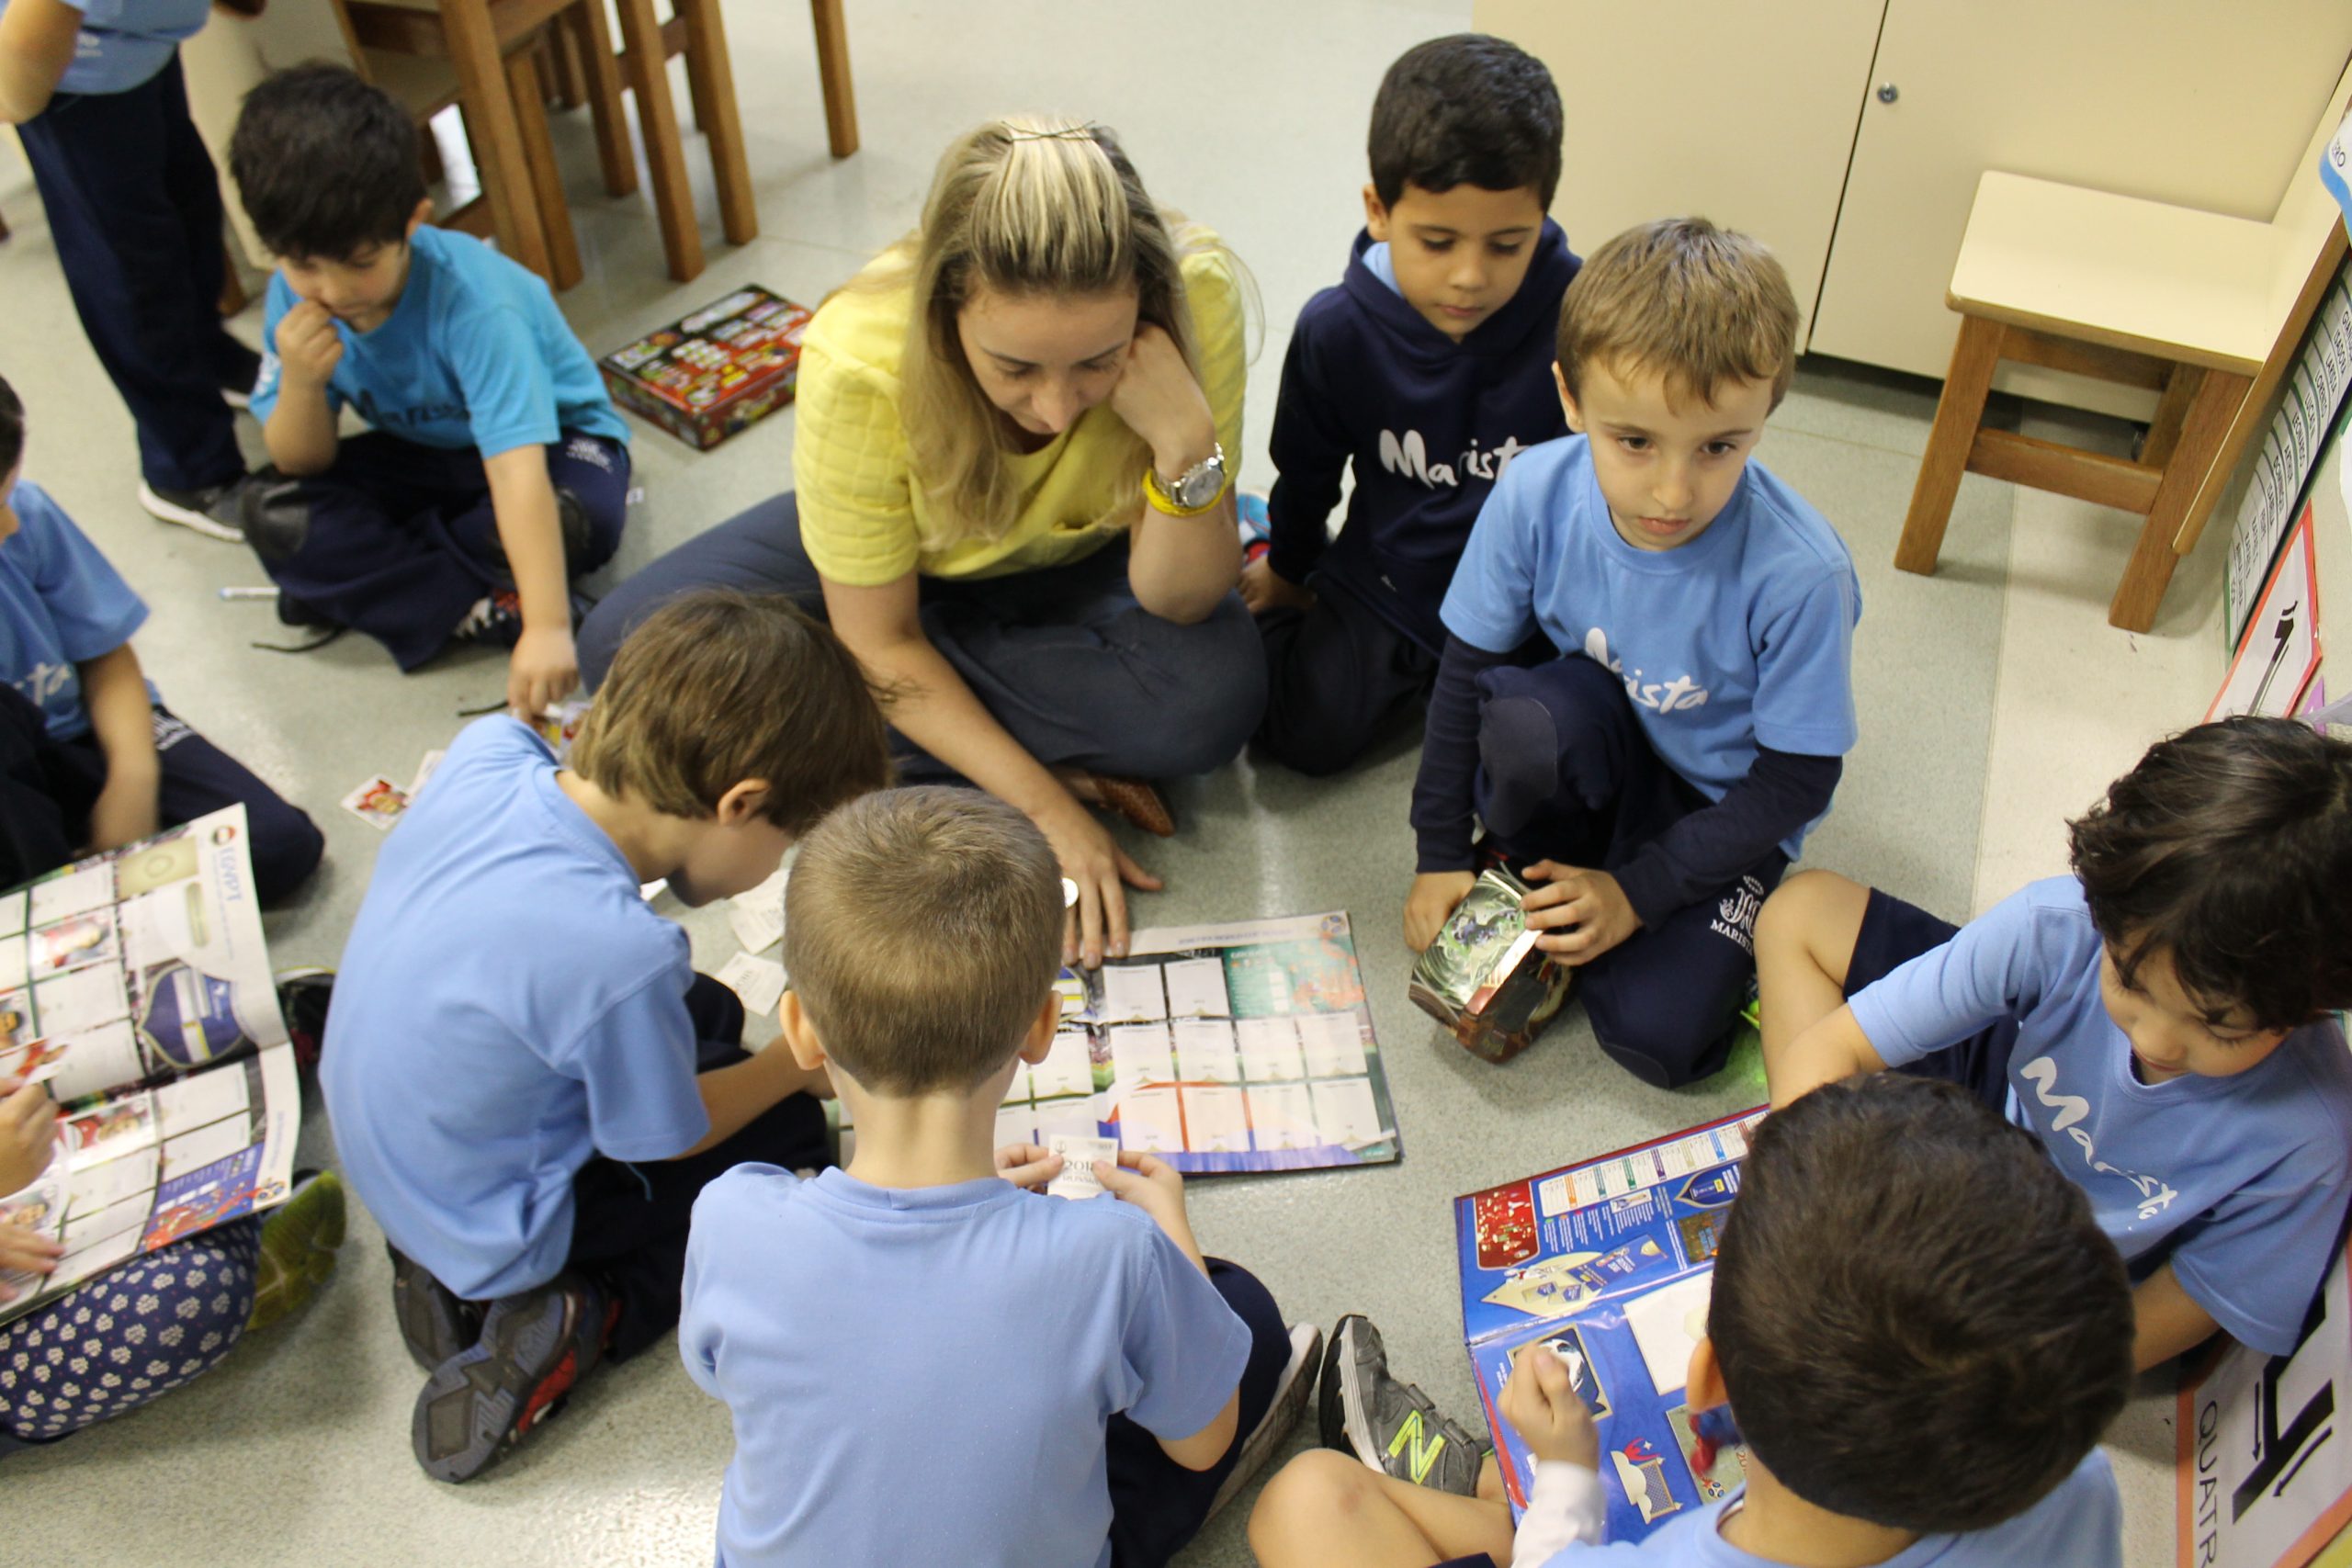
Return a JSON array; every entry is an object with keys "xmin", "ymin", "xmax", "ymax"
[
  {"xmin": 842, "ymin": 911, "xmax": 1400, "ymax": 1176},
  {"xmin": 1454, "ymin": 1109, "xmax": 1764, "ymax": 1541}
]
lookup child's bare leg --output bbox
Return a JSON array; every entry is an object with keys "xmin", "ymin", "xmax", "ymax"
[
  {"xmin": 1249, "ymin": 1450, "xmax": 1518, "ymax": 1568},
  {"xmin": 1754, "ymin": 871, "xmax": 1871, "ymax": 1062},
  {"xmin": 1477, "ymin": 1450, "xmax": 1504, "ymax": 1503}
]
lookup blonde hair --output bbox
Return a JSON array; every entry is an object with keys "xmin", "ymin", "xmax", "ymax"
[
  {"xmin": 569, "ymin": 591, "xmax": 890, "ymax": 829},
  {"xmin": 844, "ymin": 115, "xmax": 1226, "ymax": 547},
  {"xmin": 785, "ymin": 786, "xmax": 1065, "ymax": 1095},
  {"xmin": 1556, "ymin": 218, "xmax": 1800, "ymax": 411}
]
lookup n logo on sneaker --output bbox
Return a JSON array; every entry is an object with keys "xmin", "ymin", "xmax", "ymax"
[{"xmin": 1385, "ymin": 1409, "xmax": 1450, "ymax": 1485}]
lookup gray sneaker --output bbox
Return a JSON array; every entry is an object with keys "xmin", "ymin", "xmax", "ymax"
[
  {"xmin": 138, "ymin": 477, "xmax": 250, "ymax": 542},
  {"xmin": 1317, "ymin": 1314, "xmax": 1485, "ymax": 1495},
  {"xmin": 1205, "ymin": 1322, "xmax": 1322, "ymax": 1520}
]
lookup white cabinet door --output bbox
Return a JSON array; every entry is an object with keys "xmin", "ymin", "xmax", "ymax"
[
  {"xmin": 1809, "ymin": 0, "xmax": 2352, "ymax": 385},
  {"xmin": 1476, "ymin": 0, "xmax": 1886, "ymax": 345}
]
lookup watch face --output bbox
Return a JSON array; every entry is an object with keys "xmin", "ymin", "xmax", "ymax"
[{"xmin": 1173, "ymin": 452, "xmax": 1226, "ymax": 509}]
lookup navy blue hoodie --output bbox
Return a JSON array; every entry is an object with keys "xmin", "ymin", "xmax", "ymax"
[{"xmin": 1263, "ymin": 220, "xmax": 1579, "ymax": 652}]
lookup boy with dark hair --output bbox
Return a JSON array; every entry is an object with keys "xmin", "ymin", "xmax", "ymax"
[
  {"xmin": 322, "ymin": 590, "xmax": 889, "ymax": 1483},
  {"xmin": 227, "ymin": 62, "xmax": 630, "ymax": 717},
  {"xmin": 0, "ymin": 371, "xmax": 321, "ymax": 901},
  {"xmin": 1248, "ymin": 1075, "xmax": 2134, "ymax": 1567},
  {"xmin": 1247, "ymin": 33, "xmax": 1578, "ymax": 773},
  {"xmin": 680, "ymin": 785, "xmax": 1318, "ymax": 1568},
  {"xmin": 1759, "ymin": 715, "xmax": 2352, "ymax": 1370},
  {"xmin": 0, "ymin": 0, "xmax": 261, "ymax": 539},
  {"xmin": 1405, "ymin": 218, "xmax": 1860, "ymax": 1088}
]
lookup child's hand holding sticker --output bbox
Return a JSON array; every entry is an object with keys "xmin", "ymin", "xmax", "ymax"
[
  {"xmin": 995, "ymin": 1142, "xmax": 1065, "ymax": 1191},
  {"xmin": 1501, "ymin": 1341, "xmax": 1600, "ymax": 1470},
  {"xmin": 1044, "ymin": 1134, "xmax": 1118, "ymax": 1201}
]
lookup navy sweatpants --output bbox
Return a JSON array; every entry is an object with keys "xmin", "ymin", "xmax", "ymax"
[
  {"xmin": 16, "ymin": 54, "xmax": 253, "ymax": 494},
  {"xmin": 1107, "ymin": 1258, "xmax": 1290, "ymax": 1567},
  {"xmin": 576, "ymin": 491, "xmax": 1266, "ymax": 782},
  {"xmin": 1474, "ymin": 654, "xmax": 1785, "ymax": 1088},
  {"xmin": 1253, "ymin": 578, "xmax": 1438, "ymax": 776},
  {"xmin": 564, "ymin": 975, "xmax": 829, "ymax": 1362},
  {"xmin": 58, "ymin": 705, "xmax": 322, "ymax": 907},
  {"xmin": 254, "ymin": 432, "xmax": 628, "ymax": 671}
]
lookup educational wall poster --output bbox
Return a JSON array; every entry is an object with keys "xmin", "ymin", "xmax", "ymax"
[
  {"xmin": 841, "ymin": 911, "xmax": 1401, "ymax": 1175},
  {"xmin": 2227, "ymin": 267, "xmax": 2352, "ymax": 649},
  {"xmin": 1454, "ymin": 1109, "xmax": 1766, "ymax": 1540},
  {"xmin": 2212, "ymin": 503, "xmax": 2323, "ymax": 722},
  {"xmin": 0, "ymin": 807, "xmax": 301, "ymax": 1325},
  {"xmin": 2178, "ymin": 1235, "xmax": 2352, "ymax": 1568}
]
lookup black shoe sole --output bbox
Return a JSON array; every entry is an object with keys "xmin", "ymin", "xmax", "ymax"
[
  {"xmin": 392, "ymin": 1258, "xmax": 480, "ymax": 1373},
  {"xmin": 413, "ymin": 1285, "xmax": 595, "ymax": 1483}
]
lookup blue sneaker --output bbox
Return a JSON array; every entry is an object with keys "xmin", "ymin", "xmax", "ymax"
[{"xmin": 1238, "ymin": 490, "xmax": 1272, "ymax": 562}]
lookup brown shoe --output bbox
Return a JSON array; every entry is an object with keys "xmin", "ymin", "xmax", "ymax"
[{"xmin": 1080, "ymin": 773, "xmax": 1174, "ymax": 837}]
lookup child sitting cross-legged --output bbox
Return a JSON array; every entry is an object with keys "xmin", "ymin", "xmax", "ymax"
[
  {"xmin": 679, "ymin": 785, "xmax": 1320, "ymax": 1567},
  {"xmin": 1248, "ymin": 1074, "xmax": 2134, "ymax": 1567}
]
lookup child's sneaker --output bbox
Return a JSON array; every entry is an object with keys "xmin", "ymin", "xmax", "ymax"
[
  {"xmin": 1238, "ymin": 490, "xmax": 1272, "ymax": 564},
  {"xmin": 390, "ymin": 1247, "xmax": 484, "ymax": 1372},
  {"xmin": 1317, "ymin": 1314, "xmax": 1485, "ymax": 1495},
  {"xmin": 138, "ymin": 477, "xmax": 252, "ymax": 543},
  {"xmin": 413, "ymin": 1271, "xmax": 609, "ymax": 1483},
  {"xmin": 245, "ymin": 1168, "xmax": 346, "ymax": 1331},
  {"xmin": 274, "ymin": 966, "xmax": 334, "ymax": 1069},
  {"xmin": 1206, "ymin": 1322, "xmax": 1323, "ymax": 1520},
  {"xmin": 452, "ymin": 590, "xmax": 526, "ymax": 649}
]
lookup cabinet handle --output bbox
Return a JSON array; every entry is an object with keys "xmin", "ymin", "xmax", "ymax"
[{"xmin": 1876, "ymin": 82, "xmax": 1899, "ymax": 104}]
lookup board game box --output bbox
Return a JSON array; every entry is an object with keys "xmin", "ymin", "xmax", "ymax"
[
  {"xmin": 1409, "ymin": 866, "xmax": 1570, "ymax": 1062},
  {"xmin": 1454, "ymin": 1108, "xmax": 1766, "ymax": 1540},
  {"xmin": 599, "ymin": 287, "xmax": 813, "ymax": 450}
]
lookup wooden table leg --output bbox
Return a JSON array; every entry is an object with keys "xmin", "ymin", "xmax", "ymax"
[
  {"xmin": 1895, "ymin": 314, "xmax": 2003, "ymax": 577},
  {"xmin": 438, "ymin": 0, "xmax": 553, "ymax": 283},
  {"xmin": 566, "ymin": 0, "xmax": 636, "ymax": 197},
  {"xmin": 614, "ymin": 0, "xmax": 702, "ymax": 280},
  {"xmin": 809, "ymin": 0, "xmax": 857, "ymax": 158},
  {"xmin": 2109, "ymin": 367, "xmax": 2249, "ymax": 633},
  {"xmin": 507, "ymin": 45, "xmax": 582, "ymax": 290},
  {"xmin": 680, "ymin": 0, "xmax": 756, "ymax": 244}
]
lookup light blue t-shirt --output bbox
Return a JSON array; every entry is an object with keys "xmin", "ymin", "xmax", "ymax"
[
  {"xmin": 251, "ymin": 225, "xmax": 628, "ymax": 458},
  {"xmin": 321, "ymin": 716, "xmax": 707, "ymax": 1300},
  {"xmin": 0, "ymin": 479, "xmax": 149, "ymax": 739},
  {"xmin": 28, "ymin": 0, "xmax": 207, "ymax": 96},
  {"xmin": 1536, "ymin": 1449, "xmax": 2120, "ymax": 1567},
  {"xmin": 1849, "ymin": 876, "xmax": 2352, "ymax": 1356},
  {"xmin": 680, "ymin": 1166, "xmax": 1252, "ymax": 1568},
  {"xmin": 1441, "ymin": 436, "xmax": 1860, "ymax": 857}
]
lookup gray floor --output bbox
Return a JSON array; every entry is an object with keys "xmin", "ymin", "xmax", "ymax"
[{"xmin": 0, "ymin": 2, "xmax": 2205, "ymax": 1562}]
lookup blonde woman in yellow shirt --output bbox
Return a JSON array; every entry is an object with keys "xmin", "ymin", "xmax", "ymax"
[{"xmin": 581, "ymin": 117, "xmax": 1261, "ymax": 970}]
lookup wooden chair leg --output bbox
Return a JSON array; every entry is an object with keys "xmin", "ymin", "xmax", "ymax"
[
  {"xmin": 566, "ymin": 0, "xmax": 636, "ymax": 197},
  {"xmin": 547, "ymin": 23, "xmax": 585, "ymax": 108},
  {"xmin": 614, "ymin": 0, "xmax": 702, "ymax": 280},
  {"xmin": 2108, "ymin": 367, "xmax": 2248, "ymax": 633},
  {"xmin": 438, "ymin": 0, "xmax": 552, "ymax": 284},
  {"xmin": 680, "ymin": 0, "xmax": 755, "ymax": 244},
  {"xmin": 2137, "ymin": 361, "xmax": 2198, "ymax": 471},
  {"xmin": 1896, "ymin": 314, "xmax": 2004, "ymax": 576},
  {"xmin": 808, "ymin": 0, "xmax": 857, "ymax": 158},
  {"xmin": 507, "ymin": 45, "xmax": 582, "ymax": 290}
]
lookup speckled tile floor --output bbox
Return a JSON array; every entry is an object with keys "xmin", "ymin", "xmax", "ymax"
[{"xmin": 0, "ymin": 2, "xmax": 2219, "ymax": 1562}]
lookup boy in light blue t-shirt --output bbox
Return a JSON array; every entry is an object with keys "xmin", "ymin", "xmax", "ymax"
[
  {"xmin": 1760, "ymin": 716, "xmax": 2352, "ymax": 1371},
  {"xmin": 681, "ymin": 787, "xmax": 1318, "ymax": 1568},
  {"xmin": 226, "ymin": 64, "xmax": 630, "ymax": 717},
  {"xmin": 322, "ymin": 591, "xmax": 888, "ymax": 1484},
  {"xmin": 1249, "ymin": 1076, "xmax": 2133, "ymax": 1568},
  {"xmin": 1404, "ymin": 218, "xmax": 1860, "ymax": 1089}
]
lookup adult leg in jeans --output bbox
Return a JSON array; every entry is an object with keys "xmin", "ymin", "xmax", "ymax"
[
  {"xmin": 565, "ymin": 975, "xmax": 830, "ymax": 1360},
  {"xmin": 576, "ymin": 493, "xmax": 820, "ymax": 684},
  {"xmin": 1105, "ymin": 1258, "xmax": 1291, "ymax": 1568}
]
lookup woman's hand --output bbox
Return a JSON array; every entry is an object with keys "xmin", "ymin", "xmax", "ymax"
[
  {"xmin": 1033, "ymin": 792, "xmax": 1163, "ymax": 969},
  {"xmin": 0, "ymin": 1077, "xmax": 58, "ymax": 1198},
  {"xmin": 1108, "ymin": 324, "xmax": 1216, "ymax": 479}
]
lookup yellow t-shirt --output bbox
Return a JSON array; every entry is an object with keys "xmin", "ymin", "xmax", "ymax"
[{"xmin": 791, "ymin": 243, "xmax": 1248, "ymax": 585}]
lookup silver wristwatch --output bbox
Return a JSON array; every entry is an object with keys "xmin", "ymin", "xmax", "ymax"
[{"xmin": 1164, "ymin": 443, "xmax": 1227, "ymax": 510}]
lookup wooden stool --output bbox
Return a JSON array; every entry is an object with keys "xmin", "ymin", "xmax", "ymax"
[{"xmin": 1897, "ymin": 73, "xmax": 2352, "ymax": 634}]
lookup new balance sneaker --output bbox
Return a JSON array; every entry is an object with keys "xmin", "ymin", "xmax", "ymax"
[
  {"xmin": 274, "ymin": 967, "xmax": 334, "ymax": 1070},
  {"xmin": 1317, "ymin": 1314, "xmax": 1485, "ymax": 1495},
  {"xmin": 390, "ymin": 1247, "xmax": 483, "ymax": 1373},
  {"xmin": 137, "ymin": 478, "xmax": 251, "ymax": 543},
  {"xmin": 1206, "ymin": 1322, "xmax": 1323, "ymax": 1520},
  {"xmin": 245, "ymin": 1168, "xmax": 346, "ymax": 1331},
  {"xmin": 413, "ymin": 1272, "xmax": 609, "ymax": 1483}
]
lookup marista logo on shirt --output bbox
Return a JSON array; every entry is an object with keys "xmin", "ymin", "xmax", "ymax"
[
  {"xmin": 2018, "ymin": 1055, "xmax": 2180, "ymax": 1222},
  {"xmin": 13, "ymin": 662, "xmax": 70, "ymax": 709},
  {"xmin": 353, "ymin": 387, "xmax": 469, "ymax": 432},
  {"xmin": 1377, "ymin": 428, "xmax": 1531, "ymax": 490},
  {"xmin": 1584, "ymin": 628, "xmax": 1709, "ymax": 715}
]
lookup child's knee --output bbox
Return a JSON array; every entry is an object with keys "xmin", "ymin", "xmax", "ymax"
[
  {"xmin": 249, "ymin": 799, "xmax": 325, "ymax": 905},
  {"xmin": 1248, "ymin": 1449, "xmax": 1380, "ymax": 1550}
]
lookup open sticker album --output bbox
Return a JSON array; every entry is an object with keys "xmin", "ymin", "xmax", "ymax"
[
  {"xmin": 1453, "ymin": 1108, "xmax": 1766, "ymax": 1540},
  {"xmin": 842, "ymin": 911, "xmax": 1400, "ymax": 1174},
  {"xmin": 0, "ymin": 807, "xmax": 301, "ymax": 1324}
]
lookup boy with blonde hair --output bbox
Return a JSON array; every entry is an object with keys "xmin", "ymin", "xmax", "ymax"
[
  {"xmin": 680, "ymin": 786, "xmax": 1318, "ymax": 1567},
  {"xmin": 1405, "ymin": 219, "xmax": 1860, "ymax": 1086},
  {"xmin": 322, "ymin": 590, "xmax": 888, "ymax": 1483}
]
